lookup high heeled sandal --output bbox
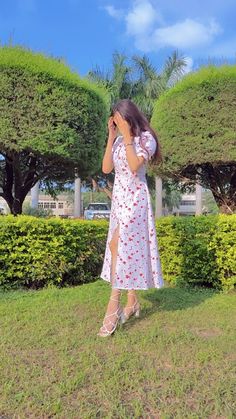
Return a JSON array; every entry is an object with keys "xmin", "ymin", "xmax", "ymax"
[
  {"xmin": 121, "ymin": 294, "xmax": 141, "ymax": 324},
  {"xmin": 97, "ymin": 295, "xmax": 125, "ymax": 337}
]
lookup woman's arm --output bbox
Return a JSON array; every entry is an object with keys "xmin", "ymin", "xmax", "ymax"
[
  {"xmin": 123, "ymin": 134, "xmax": 146, "ymax": 172},
  {"xmin": 102, "ymin": 117, "xmax": 117, "ymax": 174},
  {"xmin": 102, "ymin": 138, "xmax": 114, "ymax": 174}
]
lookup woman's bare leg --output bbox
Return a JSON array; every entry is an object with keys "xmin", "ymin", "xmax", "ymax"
[
  {"xmin": 98, "ymin": 224, "xmax": 122, "ymax": 333},
  {"xmin": 124, "ymin": 289, "xmax": 139, "ymax": 317}
]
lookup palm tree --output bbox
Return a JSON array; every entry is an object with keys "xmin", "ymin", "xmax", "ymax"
[
  {"xmin": 86, "ymin": 50, "xmax": 189, "ymax": 211},
  {"xmin": 87, "ymin": 50, "xmax": 188, "ymax": 119},
  {"xmin": 87, "ymin": 51, "xmax": 133, "ymax": 103},
  {"xmin": 132, "ymin": 50, "xmax": 188, "ymax": 120}
]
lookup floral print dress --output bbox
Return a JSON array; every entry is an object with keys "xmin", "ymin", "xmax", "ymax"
[{"xmin": 100, "ymin": 130, "xmax": 165, "ymax": 290}]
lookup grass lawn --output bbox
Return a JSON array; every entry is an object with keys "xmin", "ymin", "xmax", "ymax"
[{"xmin": 0, "ymin": 280, "xmax": 235, "ymax": 418}]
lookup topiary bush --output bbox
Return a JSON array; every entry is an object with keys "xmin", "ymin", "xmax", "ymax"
[
  {"xmin": 0, "ymin": 214, "xmax": 235, "ymax": 292},
  {"xmin": 151, "ymin": 65, "xmax": 236, "ymax": 214},
  {"xmin": 0, "ymin": 46, "xmax": 109, "ymax": 214}
]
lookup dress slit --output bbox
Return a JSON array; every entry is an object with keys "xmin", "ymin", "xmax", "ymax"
[{"xmin": 108, "ymin": 218, "xmax": 121, "ymax": 289}]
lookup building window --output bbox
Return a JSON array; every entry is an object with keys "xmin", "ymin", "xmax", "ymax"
[
  {"xmin": 180, "ymin": 200, "xmax": 196, "ymax": 206},
  {"xmin": 58, "ymin": 202, "xmax": 64, "ymax": 209},
  {"xmin": 38, "ymin": 201, "xmax": 56, "ymax": 209}
]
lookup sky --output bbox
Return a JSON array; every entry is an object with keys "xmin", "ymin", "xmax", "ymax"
[{"xmin": 0, "ymin": 0, "xmax": 235, "ymax": 77}]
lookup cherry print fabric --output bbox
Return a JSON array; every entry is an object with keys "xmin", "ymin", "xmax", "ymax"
[{"xmin": 100, "ymin": 130, "xmax": 165, "ymax": 290}]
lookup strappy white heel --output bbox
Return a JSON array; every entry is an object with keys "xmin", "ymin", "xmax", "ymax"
[
  {"xmin": 121, "ymin": 293, "xmax": 141, "ymax": 324},
  {"xmin": 97, "ymin": 295, "xmax": 125, "ymax": 337}
]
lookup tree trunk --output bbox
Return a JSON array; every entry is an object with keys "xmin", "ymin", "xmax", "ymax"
[
  {"xmin": 204, "ymin": 163, "xmax": 236, "ymax": 214},
  {"xmin": 91, "ymin": 177, "xmax": 113, "ymax": 199},
  {"xmin": 0, "ymin": 152, "xmax": 40, "ymax": 216},
  {"xmin": 218, "ymin": 201, "xmax": 236, "ymax": 214},
  {"xmin": 11, "ymin": 198, "xmax": 23, "ymax": 215}
]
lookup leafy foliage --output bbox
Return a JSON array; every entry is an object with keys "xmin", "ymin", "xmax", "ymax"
[
  {"xmin": 22, "ymin": 201, "xmax": 53, "ymax": 217},
  {"xmin": 0, "ymin": 46, "xmax": 109, "ymax": 214},
  {"xmin": 87, "ymin": 50, "xmax": 188, "ymax": 120},
  {"xmin": 132, "ymin": 51, "xmax": 188, "ymax": 120},
  {"xmin": 151, "ymin": 65, "xmax": 236, "ymax": 213},
  {"xmin": 156, "ymin": 214, "xmax": 236, "ymax": 291},
  {"xmin": 0, "ymin": 214, "xmax": 235, "ymax": 292},
  {"xmin": 0, "ymin": 216, "xmax": 107, "ymax": 290}
]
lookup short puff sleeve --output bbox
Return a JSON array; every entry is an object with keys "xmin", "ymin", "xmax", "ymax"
[{"xmin": 136, "ymin": 131, "xmax": 157, "ymax": 161}]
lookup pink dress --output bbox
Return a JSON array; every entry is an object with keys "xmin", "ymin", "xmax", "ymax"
[{"xmin": 100, "ymin": 130, "xmax": 165, "ymax": 290}]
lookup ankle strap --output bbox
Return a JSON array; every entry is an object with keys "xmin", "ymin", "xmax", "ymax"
[{"xmin": 110, "ymin": 295, "xmax": 121, "ymax": 302}]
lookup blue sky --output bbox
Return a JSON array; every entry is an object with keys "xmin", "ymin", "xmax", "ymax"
[{"xmin": 0, "ymin": 0, "xmax": 235, "ymax": 76}]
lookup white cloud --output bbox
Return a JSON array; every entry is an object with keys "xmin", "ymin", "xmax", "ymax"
[
  {"xmin": 125, "ymin": 0, "xmax": 163, "ymax": 37},
  {"xmin": 104, "ymin": 1, "xmax": 223, "ymax": 54},
  {"xmin": 152, "ymin": 18, "xmax": 222, "ymax": 50},
  {"xmin": 104, "ymin": 5, "xmax": 124, "ymax": 20},
  {"xmin": 132, "ymin": 17, "xmax": 222, "ymax": 52}
]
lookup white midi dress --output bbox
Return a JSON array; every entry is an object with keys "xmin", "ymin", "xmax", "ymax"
[{"xmin": 100, "ymin": 130, "xmax": 165, "ymax": 290}]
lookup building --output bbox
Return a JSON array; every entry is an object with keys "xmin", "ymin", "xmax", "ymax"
[
  {"xmin": 36, "ymin": 194, "xmax": 73, "ymax": 217},
  {"xmin": 0, "ymin": 194, "xmax": 74, "ymax": 217},
  {"xmin": 172, "ymin": 193, "xmax": 197, "ymax": 216}
]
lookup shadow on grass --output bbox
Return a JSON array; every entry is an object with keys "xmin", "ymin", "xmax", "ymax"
[
  {"xmin": 95, "ymin": 278, "xmax": 220, "ymax": 329},
  {"xmin": 141, "ymin": 284, "xmax": 219, "ymax": 316}
]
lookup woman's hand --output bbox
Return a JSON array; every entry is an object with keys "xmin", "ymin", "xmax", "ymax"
[
  {"xmin": 107, "ymin": 117, "xmax": 118, "ymax": 142},
  {"xmin": 114, "ymin": 112, "xmax": 133, "ymax": 143}
]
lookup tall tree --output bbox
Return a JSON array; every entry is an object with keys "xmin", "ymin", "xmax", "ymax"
[
  {"xmin": 0, "ymin": 46, "xmax": 108, "ymax": 215},
  {"xmin": 151, "ymin": 65, "xmax": 236, "ymax": 214},
  {"xmin": 87, "ymin": 52, "xmax": 132, "ymax": 103},
  {"xmin": 132, "ymin": 50, "xmax": 188, "ymax": 119},
  {"xmin": 88, "ymin": 50, "xmax": 188, "ymax": 120}
]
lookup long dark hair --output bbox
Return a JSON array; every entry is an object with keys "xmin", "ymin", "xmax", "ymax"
[{"xmin": 111, "ymin": 99, "xmax": 162, "ymax": 163}]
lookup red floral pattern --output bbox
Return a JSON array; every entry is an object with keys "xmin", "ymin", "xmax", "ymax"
[{"xmin": 100, "ymin": 131, "xmax": 165, "ymax": 290}]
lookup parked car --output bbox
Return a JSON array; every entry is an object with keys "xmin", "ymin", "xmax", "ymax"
[{"xmin": 84, "ymin": 202, "xmax": 111, "ymax": 220}]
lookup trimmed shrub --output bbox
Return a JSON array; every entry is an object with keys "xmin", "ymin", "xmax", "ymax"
[
  {"xmin": 0, "ymin": 46, "xmax": 109, "ymax": 214},
  {"xmin": 151, "ymin": 65, "xmax": 236, "ymax": 214},
  {"xmin": 0, "ymin": 216, "xmax": 107, "ymax": 290},
  {"xmin": 0, "ymin": 214, "xmax": 235, "ymax": 292},
  {"xmin": 156, "ymin": 215, "xmax": 236, "ymax": 290},
  {"xmin": 151, "ymin": 65, "xmax": 236, "ymax": 172}
]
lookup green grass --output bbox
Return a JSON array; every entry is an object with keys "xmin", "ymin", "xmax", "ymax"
[{"xmin": 0, "ymin": 280, "xmax": 235, "ymax": 418}]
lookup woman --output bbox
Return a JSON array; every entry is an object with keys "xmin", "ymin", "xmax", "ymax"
[{"xmin": 97, "ymin": 99, "xmax": 165, "ymax": 337}]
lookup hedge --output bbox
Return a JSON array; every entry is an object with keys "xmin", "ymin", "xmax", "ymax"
[
  {"xmin": 151, "ymin": 65, "xmax": 236, "ymax": 172},
  {"xmin": 0, "ymin": 46, "xmax": 109, "ymax": 178},
  {"xmin": 0, "ymin": 214, "xmax": 235, "ymax": 292},
  {"xmin": 158, "ymin": 214, "xmax": 236, "ymax": 291}
]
